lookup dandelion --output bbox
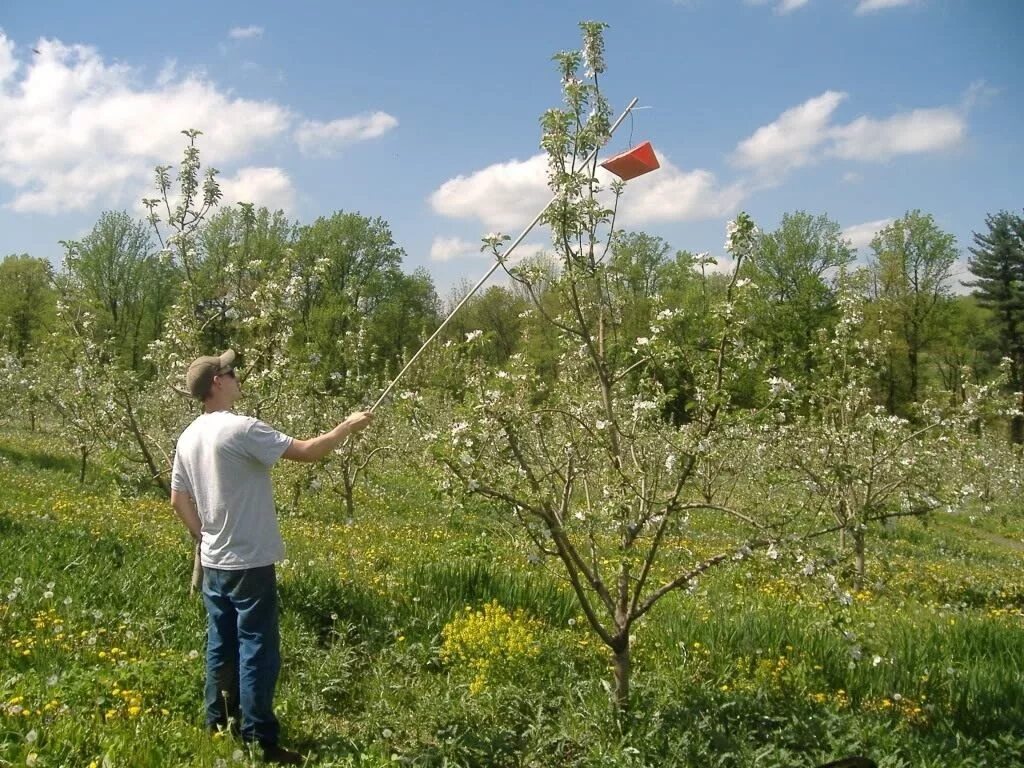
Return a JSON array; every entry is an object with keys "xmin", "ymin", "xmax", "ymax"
[
  {"xmin": 63, "ymin": 597, "xmax": 72, "ymax": 606},
  {"xmin": 465, "ymin": 330, "xmax": 483, "ymax": 342},
  {"xmin": 232, "ymin": 749, "xmax": 246, "ymax": 762},
  {"xmin": 43, "ymin": 591, "xmax": 54, "ymax": 600},
  {"xmin": 26, "ymin": 754, "xmax": 39, "ymax": 767},
  {"xmin": 188, "ymin": 649, "xmax": 200, "ymax": 660},
  {"xmin": 25, "ymin": 729, "xmax": 37, "ymax": 744}
]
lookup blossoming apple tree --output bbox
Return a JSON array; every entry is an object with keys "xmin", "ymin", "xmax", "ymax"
[{"xmin": 431, "ymin": 22, "xmax": 791, "ymax": 710}]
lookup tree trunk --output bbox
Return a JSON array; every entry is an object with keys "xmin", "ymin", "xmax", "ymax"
[
  {"xmin": 79, "ymin": 445, "xmax": 88, "ymax": 484},
  {"xmin": 853, "ymin": 530, "xmax": 866, "ymax": 591},
  {"xmin": 344, "ymin": 473, "xmax": 355, "ymax": 522},
  {"xmin": 907, "ymin": 346, "xmax": 919, "ymax": 404},
  {"xmin": 1012, "ymin": 387, "xmax": 1024, "ymax": 445},
  {"xmin": 612, "ymin": 636, "xmax": 630, "ymax": 713},
  {"xmin": 1011, "ymin": 360, "xmax": 1024, "ymax": 445},
  {"xmin": 120, "ymin": 388, "xmax": 170, "ymax": 496}
]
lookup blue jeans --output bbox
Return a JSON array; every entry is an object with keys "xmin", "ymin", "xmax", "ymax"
[{"xmin": 202, "ymin": 564, "xmax": 281, "ymax": 746}]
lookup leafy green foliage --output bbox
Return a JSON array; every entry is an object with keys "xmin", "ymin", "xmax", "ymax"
[
  {"xmin": 869, "ymin": 210, "xmax": 959, "ymax": 412},
  {"xmin": 0, "ymin": 254, "xmax": 55, "ymax": 361},
  {"xmin": 1, "ymin": 428, "xmax": 1022, "ymax": 766}
]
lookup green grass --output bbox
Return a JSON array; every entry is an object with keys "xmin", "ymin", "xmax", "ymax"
[{"xmin": 2, "ymin": 427, "xmax": 1023, "ymax": 767}]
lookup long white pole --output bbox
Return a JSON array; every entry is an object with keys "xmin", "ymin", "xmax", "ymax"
[{"xmin": 370, "ymin": 96, "xmax": 641, "ymax": 413}]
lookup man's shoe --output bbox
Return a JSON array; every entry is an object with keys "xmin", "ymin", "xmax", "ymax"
[{"xmin": 261, "ymin": 743, "xmax": 304, "ymax": 765}]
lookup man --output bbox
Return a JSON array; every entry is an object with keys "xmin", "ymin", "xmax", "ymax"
[{"xmin": 170, "ymin": 349, "xmax": 371, "ymax": 765}]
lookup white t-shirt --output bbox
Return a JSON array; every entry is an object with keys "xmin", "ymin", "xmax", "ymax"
[{"xmin": 171, "ymin": 411, "xmax": 294, "ymax": 570}]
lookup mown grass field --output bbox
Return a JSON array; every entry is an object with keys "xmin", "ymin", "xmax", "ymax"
[{"xmin": 1, "ymin": 428, "xmax": 1023, "ymax": 767}]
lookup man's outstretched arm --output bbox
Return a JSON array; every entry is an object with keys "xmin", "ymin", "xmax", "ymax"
[{"xmin": 282, "ymin": 411, "xmax": 373, "ymax": 463}]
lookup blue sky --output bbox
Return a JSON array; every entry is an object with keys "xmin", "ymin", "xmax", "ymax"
[{"xmin": 1, "ymin": 0, "xmax": 1021, "ymax": 293}]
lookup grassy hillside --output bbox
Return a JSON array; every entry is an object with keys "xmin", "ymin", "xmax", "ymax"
[{"xmin": 1, "ymin": 429, "xmax": 1022, "ymax": 767}]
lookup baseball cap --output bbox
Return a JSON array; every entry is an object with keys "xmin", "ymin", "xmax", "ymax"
[{"xmin": 185, "ymin": 349, "xmax": 236, "ymax": 399}]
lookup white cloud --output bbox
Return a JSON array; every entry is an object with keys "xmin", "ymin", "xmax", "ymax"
[
  {"xmin": 294, "ymin": 112, "xmax": 398, "ymax": 156},
  {"xmin": 732, "ymin": 91, "xmax": 847, "ymax": 176},
  {"xmin": 961, "ymin": 79, "xmax": 999, "ymax": 112},
  {"xmin": 430, "ymin": 154, "xmax": 550, "ymax": 231},
  {"xmin": 613, "ymin": 155, "xmax": 746, "ymax": 225},
  {"xmin": 733, "ymin": 91, "xmax": 967, "ymax": 180},
  {"xmin": 705, "ymin": 254, "xmax": 739, "ymax": 275},
  {"xmin": 747, "ymin": 0, "xmax": 917, "ymax": 13},
  {"xmin": 0, "ymin": 31, "xmax": 18, "ymax": 83},
  {"xmin": 0, "ymin": 32, "xmax": 397, "ymax": 216},
  {"xmin": 842, "ymin": 171, "xmax": 863, "ymax": 184},
  {"xmin": 777, "ymin": 0, "xmax": 812, "ymax": 12},
  {"xmin": 430, "ymin": 147, "xmax": 743, "ymax": 231},
  {"xmin": 830, "ymin": 108, "xmax": 965, "ymax": 161},
  {"xmin": 217, "ymin": 167, "xmax": 295, "ymax": 213},
  {"xmin": 855, "ymin": 0, "xmax": 916, "ymax": 13},
  {"xmin": 430, "ymin": 236, "xmax": 478, "ymax": 263},
  {"xmin": 0, "ymin": 35, "xmax": 291, "ymax": 213},
  {"xmin": 430, "ymin": 235, "xmax": 546, "ymax": 265},
  {"xmin": 228, "ymin": 26, "xmax": 264, "ymax": 40},
  {"xmin": 842, "ymin": 218, "xmax": 893, "ymax": 250}
]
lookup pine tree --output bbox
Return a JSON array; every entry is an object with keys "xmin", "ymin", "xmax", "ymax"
[{"xmin": 965, "ymin": 210, "xmax": 1024, "ymax": 442}]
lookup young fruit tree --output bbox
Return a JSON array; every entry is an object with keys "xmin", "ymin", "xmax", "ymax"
[
  {"xmin": 434, "ymin": 22, "xmax": 787, "ymax": 710},
  {"xmin": 757, "ymin": 283, "xmax": 991, "ymax": 590}
]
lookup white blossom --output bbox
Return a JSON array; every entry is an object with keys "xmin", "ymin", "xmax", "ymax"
[{"xmin": 768, "ymin": 376, "xmax": 794, "ymax": 396}]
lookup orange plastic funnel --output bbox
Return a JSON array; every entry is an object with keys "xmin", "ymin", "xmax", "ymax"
[{"xmin": 599, "ymin": 141, "xmax": 660, "ymax": 180}]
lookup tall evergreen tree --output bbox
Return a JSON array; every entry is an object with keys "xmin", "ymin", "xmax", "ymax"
[{"xmin": 965, "ymin": 210, "xmax": 1024, "ymax": 442}]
